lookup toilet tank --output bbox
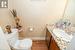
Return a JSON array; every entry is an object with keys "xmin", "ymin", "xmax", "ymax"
[{"xmin": 5, "ymin": 29, "xmax": 19, "ymax": 47}]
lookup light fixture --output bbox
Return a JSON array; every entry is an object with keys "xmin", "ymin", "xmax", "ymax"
[{"xmin": 0, "ymin": 0, "xmax": 8, "ymax": 8}]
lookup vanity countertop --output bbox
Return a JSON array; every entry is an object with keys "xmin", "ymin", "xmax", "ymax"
[{"xmin": 46, "ymin": 25, "xmax": 71, "ymax": 50}]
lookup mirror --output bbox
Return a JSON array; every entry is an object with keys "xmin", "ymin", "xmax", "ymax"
[{"xmin": 63, "ymin": 0, "xmax": 75, "ymax": 26}]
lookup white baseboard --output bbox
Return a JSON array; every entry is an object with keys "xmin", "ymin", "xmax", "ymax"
[{"xmin": 26, "ymin": 37, "xmax": 45, "ymax": 40}]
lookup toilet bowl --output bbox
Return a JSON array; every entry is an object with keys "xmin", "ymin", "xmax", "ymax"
[
  {"xmin": 13, "ymin": 38, "xmax": 32, "ymax": 50},
  {"xmin": 5, "ymin": 29, "xmax": 32, "ymax": 50}
]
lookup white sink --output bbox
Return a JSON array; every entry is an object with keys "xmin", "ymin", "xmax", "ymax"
[{"xmin": 53, "ymin": 28, "xmax": 73, "ymax": 42}]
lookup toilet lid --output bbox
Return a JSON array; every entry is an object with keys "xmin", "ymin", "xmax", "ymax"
[{"xmin": 14, "ymin": 38, "xmax": 32, "ymax": 49}]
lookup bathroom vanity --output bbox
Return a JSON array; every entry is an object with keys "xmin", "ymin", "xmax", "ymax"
[
  {"xmin": 46, "ymin": 25, "xmax": 73, "ymax": 50},
  {"xmin": 46, "ymin": 27, "xmax": 60, "ymax": 50}
]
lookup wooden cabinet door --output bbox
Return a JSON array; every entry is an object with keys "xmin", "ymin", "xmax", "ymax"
[
  {"xmin": 46, "ymin": 28, "xmax": 52, "ymax": 48},
  {"xmin": 49, "ymin": 37, "xmax": 60, "ymax": 50}
]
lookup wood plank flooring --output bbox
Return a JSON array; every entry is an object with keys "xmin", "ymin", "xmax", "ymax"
[{"xmin": 32, "ymin": 40, "xmax": 48, "ymax": 50}]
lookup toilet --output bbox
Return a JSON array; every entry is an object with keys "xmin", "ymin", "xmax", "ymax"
[
  {"xmin": 13, "ymin": 38, "xmax": 32, "ymax": 50},
  {"xmin": 5, "ymin": 29, "xmax": 32, "ymax": 50}
]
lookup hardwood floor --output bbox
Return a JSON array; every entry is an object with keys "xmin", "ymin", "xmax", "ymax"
[{"xmin": 32, "ymin": 40, "xmax": 48, "ymax": 50}]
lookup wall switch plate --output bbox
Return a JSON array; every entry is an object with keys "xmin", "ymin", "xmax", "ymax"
[{"xmin": 0, "ymin": 0, "xmax": 8, "ymax": 8}]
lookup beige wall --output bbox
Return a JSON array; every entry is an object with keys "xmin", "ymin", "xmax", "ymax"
[
  {"xmin": 0, "ymin": 9, "xmax": 15, "ymax": 29},
  {"xmin": 0, "ymin": 0, "xmax": 15, "ymax": 30},
  {"xmin": 64, "ymin": 0, "xmax": 75, "ymax": 26},
  {"xmin": 0, "ymin": 0, "xmax": 67, "ymax": 38}
]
